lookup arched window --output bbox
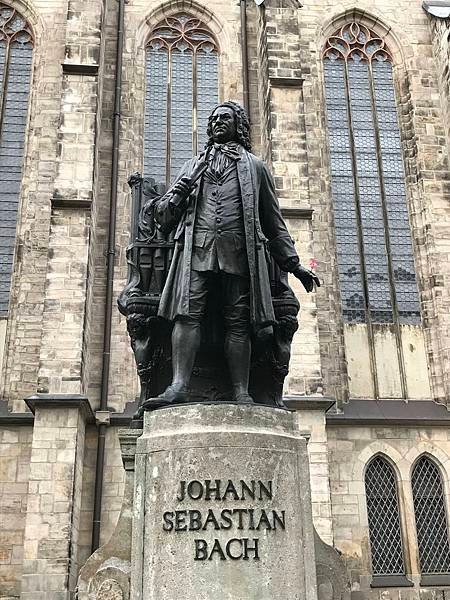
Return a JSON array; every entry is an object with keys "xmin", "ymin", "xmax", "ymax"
[
  {"xmin": 412, "ymin": 456, "xmax": 450, "ymax": 575},
  {"xmin": 365, "ymin": 456, "xmax": 407, "ymax": 578},
  {"xmin": 323, "ymin": 22, "xmax": 429, "ymax": 399},
  {"xmin": 0, "ymin": 4, "xmax": 33, "ymax": 317},
  {"xmin": 144, "ymin": 13, "xmax": 219, "ymax": 185}
]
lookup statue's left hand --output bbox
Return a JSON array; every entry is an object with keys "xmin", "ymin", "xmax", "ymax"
[{"xmin": 292, "ymin": 265, "xmax": 321, "ymax": 293}]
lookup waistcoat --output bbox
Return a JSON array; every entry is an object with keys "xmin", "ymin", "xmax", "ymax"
[{"xmin": 192, "ymin": 163, "xmax": 249, "ymax": 275}]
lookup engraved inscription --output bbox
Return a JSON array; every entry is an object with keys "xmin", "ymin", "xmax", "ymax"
[{"xmin": 162, "ymin": 479, "xmax": 286, "ymax": 561}]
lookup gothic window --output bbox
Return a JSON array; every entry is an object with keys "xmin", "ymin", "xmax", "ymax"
[
  {"xmin": 144, "ymin": 14, "xmax": 219, "ymax": 185},
  {"xmin": 323, "ymin": 23, "xmax": 420, "ymax": 325},
  {"xmin": 365, "ymin": 456, "xmax": 407, "ymax": 577},
  {"xmin": 0, "ymin": 4, "xmax": 33, "ymax": 317},
  {"xmin": 412, "ymin": 456, "xmax": 450, "ymax": 575},
  {"xmin": 323, "ymin": 22, "xmax": 428, "ymax": 400}
]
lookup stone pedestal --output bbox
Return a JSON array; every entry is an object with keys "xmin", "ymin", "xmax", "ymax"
[
  {"xmin": 77, "ymin": 403, "xmax": 349, "ymax": 600},
  {"xmin": 132, "ymin": 404, "xmax": 317, "ymax": 600}
]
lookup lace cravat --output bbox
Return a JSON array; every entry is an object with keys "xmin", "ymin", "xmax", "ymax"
[{"xmin": 208, "ymin": 142, "xmax": 241, "ymax": 178}]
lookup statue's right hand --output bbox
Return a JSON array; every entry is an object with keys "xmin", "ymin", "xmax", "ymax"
[{"xmin": 171, "ymin": 176, "xmax": 192, "ymax": 201}]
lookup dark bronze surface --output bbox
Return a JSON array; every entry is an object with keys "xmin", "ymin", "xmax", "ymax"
[{"xmin": 118, "ymin": 102, "xmax": 319, "ymax": 416}]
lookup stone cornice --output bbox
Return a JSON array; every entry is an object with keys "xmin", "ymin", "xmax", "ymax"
[
  {"xmin": 25, "ymin": 394, "xmax": 95, "ymax": 423},
  {"xmin": 326, "ymin": 399, "xmax": 450, "ymax": 426},
  {"xmin": 62, "ymin": 63, "xmax": 99, "ymax": 75},
  {"xmin": 281, "ymin": 207, "xmax": 313, "ymax": 219}
]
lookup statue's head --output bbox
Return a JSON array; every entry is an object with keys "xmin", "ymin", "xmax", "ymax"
[{"xmin": 206, "ymin": 101, "xmax": 251, "ymax": 151}]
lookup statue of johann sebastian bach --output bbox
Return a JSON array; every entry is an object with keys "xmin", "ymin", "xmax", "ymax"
[{"xmin": 143, "ymin": 101, "xmax": 319, "ymax": 409}]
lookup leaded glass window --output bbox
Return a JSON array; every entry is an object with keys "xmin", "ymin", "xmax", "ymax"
[
  {"xmin": 365, "ymin": 456, "xmax": 406, "ymax": 576},
  {"xmin": 323, "ymin": 23, "xmax": 421, "ymax": 326},
  {"xmin": 0, "ymin": 4, "xmax": 33, "ymax": 317},
  {"xmin": 412, "ymin": 456, "xmax": 450, "ymax": 575},
  {"xmin": 144, "ymin": 14, "xmax": 219, "ymax": 184}
]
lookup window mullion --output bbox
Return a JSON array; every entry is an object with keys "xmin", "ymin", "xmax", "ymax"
[
  {"xmin": 0, "ymin": 40, "xmax": 11, "ymax": 143},
  {"xmin": 344, "ymin": 58, "xmax": 380, "ymax": 399},
  {"xmin": 146, "ymin": 15, "xmax": 218, "ymax": 184},
  {"xmin": 166, "ymin": 46, "xmax": 172, "ymax": 186},
  {"xmin": 192, "ymin": 47, "xmax": 197, "ymax": 156},
  {"xmin": 368, "ymin": 60, "xmax": 408, "ymax": 399}
]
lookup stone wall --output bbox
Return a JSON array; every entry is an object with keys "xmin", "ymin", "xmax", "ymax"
[
  {"xmin": 255, "ymin": 3, "xmax": 323, "ymax": 396},
  {"xmin": 20, "ymin": 401, "xmax": 88, "ymax": 600},
  {"xmin": 430, "ymin": 16, "xmax": 450, "ymax": 162},
  {"xmin": 295, "ymin": 406, "xmax": 334, "ymax": 546},
  {"xmin": 0, "ymin": 426, "xmax": 32, "ymax": 599},
  {"xmin": 1, "ymin": 0, "xmax": 68, "ymax": 411},
  {"xmin": 0, "ymin": 0, "xmax": 450, "ymax": 597},
  {"xmin": 328, "ymin": 423, "xmax": 450, "ymax": 599},
  {"xmin": 37, "ymin": 210, "xmax": 90, "ymax": 395},
  {"xmin": 1, "ymin": 0, "xmax": 449, "ymax": 408}
]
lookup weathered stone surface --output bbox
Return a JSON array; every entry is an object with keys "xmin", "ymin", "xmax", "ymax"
[
  {"xmin": 20, "ymin": 400, "xmax": 89, "ymax": 600},
  {"xmin": 1, "ymin": 0, "xmax": 450, "ymax": 598},
  {"xmin": 76, "ymin": 429, "xmax": 139, "ymax": 600},
  {"xmin": 314, "ymin": 530, "xmax": 350, "ymax": 600},
  {"xmin": 96, "ymin": 580, "xmax": 124, "ymax": 600},
  {"xmin": 131, "ymin": 404, "xmax": 318, "ymax": 600}
]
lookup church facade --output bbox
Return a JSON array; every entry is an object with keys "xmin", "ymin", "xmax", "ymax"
[{"xmin": 0, "ymin": 0, "xmax": 450, "ymax": 598}]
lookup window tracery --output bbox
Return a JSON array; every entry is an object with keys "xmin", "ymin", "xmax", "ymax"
[
  {"xmin": 0, "ymin": 3, "xmax": 33, "ymax": 317},
  {"xmin": 323, "ymin": 22, "xmax": 420, "ymax": 327},
  {"xmin": 323, "ymin": 22, "xmax": 390, "ymax": 63},
  {"xmin": 144, "ymin": 14, "xmax": 219, "ymax": 184}
]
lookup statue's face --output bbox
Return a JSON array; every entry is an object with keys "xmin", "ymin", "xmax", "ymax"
[{"xmin": 210, "ymin": 106, "xmax": 237, "ymax": 144}]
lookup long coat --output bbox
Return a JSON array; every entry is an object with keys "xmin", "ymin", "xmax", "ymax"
[{"xmin": 155, "ymin": 145, "xmax": 300, "ymax": 329}]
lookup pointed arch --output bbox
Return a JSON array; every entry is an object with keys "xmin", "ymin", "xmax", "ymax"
[
  {"xmin": 364, "ymin": 454, "xmax": 407, "ymax": 577},
  {"xmin": 406, "ymin": 444, "xmax": 450, "ymax": 479},
  {"xmin": 0, "ymin": 0, "xmax": 42, "ymax": 40},
  {"xmin": 412, "ymin": 454, "xmax": 450, "ymax": 575},
  {"xmin": 0, "ymin": 2, "xmax": 34, "ymax": 317},
  {"xmin": 320, "ymin": 9, "xmax": 405, "ymax": 67},
  {"xmin": 138, "ymin": 0, "xmax": 227, "ymax": 53}
]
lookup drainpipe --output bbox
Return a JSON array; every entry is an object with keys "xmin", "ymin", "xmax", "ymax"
[
  {"xmin": 91, "ymin": 0, "xmax": 125, "ymax": 553},
  {"xmin": 240, "ymin": 0, "xmax": 250, "ymax": 115}
]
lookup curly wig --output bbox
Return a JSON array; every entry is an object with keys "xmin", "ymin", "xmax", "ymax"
[{"xmin": 206, "ymin": 101, "xmax": 251, "ymax": 151}]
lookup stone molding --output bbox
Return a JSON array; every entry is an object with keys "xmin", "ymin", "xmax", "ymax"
[
  {"xmin": 326, "ymin": 399, "xmax": 450, "ymax": 426},
  {"xmin": 51, "ymin": 196, "xmax": 93, "ymax": 209},
  {"xmin": 281, "ymin": 207, "xmax": 314, "ymax": 219},
  {"xmin": 270, "ymin": 76, "xmax": 304, "ymax": 88},
  {"xmin": 24, "ymin": 393, "xmax": 95, "ymax": 423},
  {"xmin": 62, "ymin": 63, "xmax": 99, "ymax": 75},
  {"xmin": 285, "ymin": 395, "xmax": 335, "ymax": 411},
  {"xmin": 370, "ymin": 575, "xmax": 414, "ymax": 588},
  {"xmin": 0, "ymin": 398, "xmax": 33, "ymax": 424}
]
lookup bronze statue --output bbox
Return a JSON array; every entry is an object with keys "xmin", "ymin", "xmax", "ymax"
[{"xmin": 119, "ymin": 101, "xmax": 319, "ymax": 415}]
